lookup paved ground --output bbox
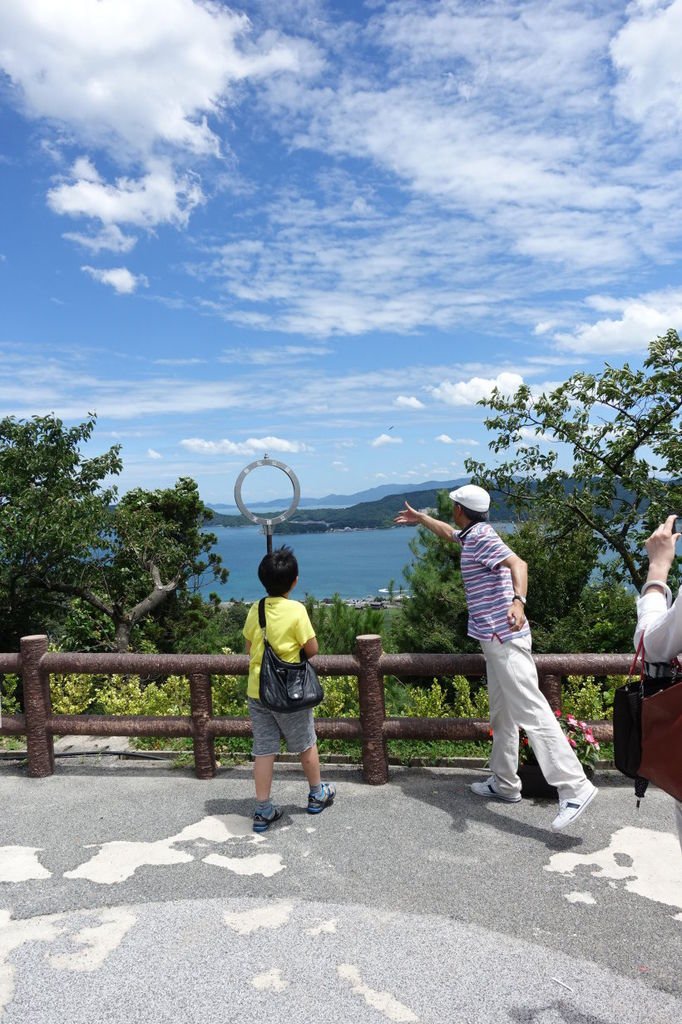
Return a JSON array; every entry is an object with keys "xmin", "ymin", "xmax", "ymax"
[{"xmin": 1, "ymin": 759, "xmax": 681, "ymax": 1024}]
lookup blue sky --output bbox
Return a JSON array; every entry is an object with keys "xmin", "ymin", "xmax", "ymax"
[{"xmin": 1, "ymin": 0, "xmax": 681, "ymax": 505}]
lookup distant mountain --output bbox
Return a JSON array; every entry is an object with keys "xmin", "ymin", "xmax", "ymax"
[
  {"xmin": 208, "ymin": 477, "xmax": 466, "ymax": 513},
  {"xmin": 207, "ymin": 480, "xmax": 512, "ymax": 532},
  {"xmin": 308, "ymin": 478, "xmax": 466, "ymax": 507},
  {"xmin": 205, "ymin": 474, "xmax": 682, "ymax": 534}
]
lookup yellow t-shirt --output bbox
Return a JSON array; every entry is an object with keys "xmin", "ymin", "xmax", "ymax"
[{"xmin": 243, "ymin": 596, "xmax": 316, "ymax": 700}]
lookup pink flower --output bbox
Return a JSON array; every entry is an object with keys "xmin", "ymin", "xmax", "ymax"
[
  {"xmin": 594, "ymin": 742, "xmax": 600, "ymax": 751},
  {"xmin": 554, "ymin": 709, "xmax": 562, "ymax": 718},
  {"xmin": 568, "ymin": 737, "xmax": 577, "ymax": 748},
  {"xmin": 567, "ymin": 715, "xmax": 577, "ymax": 726}
]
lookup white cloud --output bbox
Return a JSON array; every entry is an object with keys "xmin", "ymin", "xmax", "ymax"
[
  {"xmin": 219, "ymin": 344, "xmax": 333, "ymax": 364},
  {"xmin": 375, "ymin": 1, "xmax": 615, "ymax": 108},
  {"xmin": 4, "ymin": 0, "xmax": 682, "ymax": 348},
  {"xmin": 0, "ymin": 347, "xmax": 485, "ymax": 427},
  {"xmin": 395, "ymin": 395, "xmax": 424, "ymax": 409},
  {"xmin": 81, "ymin": 266, "xmax": 148, "ymax": 294},
  {"xmin": 0, "ymin": 0, "xmax": 317, "ymax": 240},
  {"xmin": 0, "ymin": 1, "xmax": 307, "ymax": 159},
  {"xmin": 435, "ymin": 434, "xmax": 455, "ymax": 444},
  {"xmin": 555, "ymin": 287, "xmax": 682, "ymax": 354},
  {"xmin": 147, "ymin": 448, "xmax": 163, "ymax": 459},
  {"xmin": 371, "ymin": 433, "xmax": 403, "ymax": 447},
  {"xmin": 430, "ymin": 372, "xmax": 524, "ymax": 406},
  {"xmin": 192, "ymin": 201, "xmax": 510, "ymax": 337},
  {"xmin": 63, "ymin": 225, "xmax": 137, "ymax": 254},
  {"xmin": 181, "ymin": 436, "xmax": 310, "ymax": 456},
  {"xmin": 211, "ymin": 2, "xmax": 682, "ymax": 338},
  {"xmin": 50, "ymin": 159, "xmax": 203, "ymax": 229},
  {"xmin": 534, "ymin": 321, "xmax": 558, "ymax": 336},
  {"xmin": 71, "ymin": 156, "xmax": 101, "ymax": 182},
  {"xmin": 153, "ymin": 358, "xmax": 206, "ymax": 366},
  {"xmin": 611, "ymin": 0, "xmax": 682, "ymax": 132}
]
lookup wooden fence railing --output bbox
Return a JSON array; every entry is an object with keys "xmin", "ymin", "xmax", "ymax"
[{"xmin": 0, "ymin": 634, "xmax": 631, "ymax": 784}]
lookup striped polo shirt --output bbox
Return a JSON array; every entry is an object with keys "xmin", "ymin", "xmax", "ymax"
[{"xmin": 454, "ymin": 522, "xmax": 530, "ymax": 643}]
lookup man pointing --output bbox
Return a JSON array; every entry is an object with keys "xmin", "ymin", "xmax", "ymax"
[{"xmin": 395, "ymin": 483, "xmax": 597, "ymax": 831}]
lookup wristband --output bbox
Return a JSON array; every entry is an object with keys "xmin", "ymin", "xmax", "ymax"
[
  {"xmin": 512, "ymin": 594, "xmax": 526, "ymax": 605},
  {"xmin": 640, "ymin": 580, "xmax": 673, "ymax": 604}
]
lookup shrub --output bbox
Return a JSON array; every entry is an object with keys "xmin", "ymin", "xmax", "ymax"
[
  {"xmin": 0, "ymin": 675, "xmax": 20, "ymax": 715},
  {"xmin": 563, "ymin": 675, "xmax": 615, "ymax": 721}
]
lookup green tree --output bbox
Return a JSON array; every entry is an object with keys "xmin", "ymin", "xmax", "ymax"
[
  {"xmin": 304, "ymin": 595, "xmax": 387, "ymax": 654},
  {"xmin": 0, "ymin": 414, "xmax": 122, "ymax": 649},
  {"xmin": 466, "ymin": 330, "xmax": 682, "ymax": 590},
  {"xmin": 0, "ymin": 414, "xmax": 228, "ymax": 653},
  {"xmin": 506, "ymin": 519, "xmax": 634, "ymax": 652},
  {"xmin": 547, "ymin": 583, "xmax": 636, "ymax": 654},
  {"xmin": 148, "ymin": 596, "xmax": 249, "ymax": 655},
  {"xmin": 46, "ymin": 478, "xmax": 228, "ymax": 651}
]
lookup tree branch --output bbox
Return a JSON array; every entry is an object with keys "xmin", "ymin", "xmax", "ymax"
[
  {"xmin": 43, "ymin": 580, "xmax": 115, "ymax": 618},
  {"xmin": 128, "ymin": 562, "xmax": 183, "ymax": 626}
]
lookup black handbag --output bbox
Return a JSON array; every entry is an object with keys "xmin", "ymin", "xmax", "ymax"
[
  {"xmin": 613, "ymin": 639, "xmax": 682, "ymax": 803},
  {"xmin": 257, "ymin": 598, "xmax": 324, "ymax": 714}
]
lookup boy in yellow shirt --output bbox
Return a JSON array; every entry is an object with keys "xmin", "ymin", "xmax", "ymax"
[{"xmin": 243, "ymin": 545, "xmax": 336, "ymax": 833}]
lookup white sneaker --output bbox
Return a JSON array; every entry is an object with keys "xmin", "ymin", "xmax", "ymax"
[
  {"xmin": 470, "ymin": 776, "xmax": 522, "ymax": 803},
  {"xmin": 551, "ymin": 783, "xmax": 598, "ymax": 832}
]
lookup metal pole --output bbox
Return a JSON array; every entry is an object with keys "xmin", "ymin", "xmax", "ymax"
[{"xmin": 234, "ymin": 456, "xmax": 300, "ymax": 557}]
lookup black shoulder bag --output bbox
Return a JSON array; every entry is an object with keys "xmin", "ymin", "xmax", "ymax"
[
  {"xmin": 257, "ymin": 598, "xmax": 324, "ymax": 714},
  {"xmin": 614, "ymin": 637, "xmax": 682, "ymax": 804}
]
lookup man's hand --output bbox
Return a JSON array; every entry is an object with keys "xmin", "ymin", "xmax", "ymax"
[
  {"xmin": 394, "ymin": 501, "xmax": 422, "ymax": 526},
  {"xmin": 644, "ymin": 514, "xmax": 681, "ymax": 585},
  {"xmin": 507, "ymin": 602, "xmax": 526, "ymax": 632},
  {"xmin": 395, "ymin": 501, "xmax": 456, "ymax": 541}
]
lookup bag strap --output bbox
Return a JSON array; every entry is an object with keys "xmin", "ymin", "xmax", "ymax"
[
  {"xmin": 628, "ymin": 635, "xmax": 645, "ymax": 682},
  {"xmin": 258, "ymin": 598, "xmax": 267, "ymax": 640},
  {"xmin": 257, "ymin": 597, "xmax": 307, "ymax": 661}
]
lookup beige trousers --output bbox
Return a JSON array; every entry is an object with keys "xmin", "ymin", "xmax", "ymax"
[{"xmin": 480, "ymin": 634, "xmax": 591, "ymax": 802}]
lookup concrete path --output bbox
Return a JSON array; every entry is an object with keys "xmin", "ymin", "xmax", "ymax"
[{"xmin": 1, "ymin": 760, "xmax": 681, "ymax": 1023}]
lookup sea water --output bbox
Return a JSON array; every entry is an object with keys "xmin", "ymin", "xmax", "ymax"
[{"xmin": 203, "ymin": 527, "xmax": 419, "ymax": 602}]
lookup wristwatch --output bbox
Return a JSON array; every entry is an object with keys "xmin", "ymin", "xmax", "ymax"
[{"xmin": 512, "ymin": 594, "xmax": 526, "ymax": 605}]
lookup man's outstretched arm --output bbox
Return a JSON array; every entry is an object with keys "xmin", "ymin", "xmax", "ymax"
[{"xmin": 394, "ymin": 501, "xmax": 455, "ymax": 542}]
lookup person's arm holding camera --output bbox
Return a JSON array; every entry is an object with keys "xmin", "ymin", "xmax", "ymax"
[{"xmin": 634, "ymin": 514, "xmax": 682, "ymax": 662}]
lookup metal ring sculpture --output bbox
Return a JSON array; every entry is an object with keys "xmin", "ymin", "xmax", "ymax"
[{"xmin": 233, "ymin": 456, "xmax": 301, "ymax": 531}]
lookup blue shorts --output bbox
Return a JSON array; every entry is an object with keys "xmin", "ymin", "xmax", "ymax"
[{"xmin": 248, "ymin": 697, "xmax": 317, "ymax": 757}]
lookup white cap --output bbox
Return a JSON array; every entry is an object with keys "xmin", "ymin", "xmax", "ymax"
[{"xmin": 448, "ymin": 483, "xmax": 490, "ymax": 513}]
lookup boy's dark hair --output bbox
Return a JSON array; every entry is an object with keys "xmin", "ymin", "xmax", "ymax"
[
  {"xmin": 457, "ymin": 504, "xmax": 488, "ymax": 524},
  {"xmin": 258, "ymin": 545, "xmax": 299, "ymax": 596}
]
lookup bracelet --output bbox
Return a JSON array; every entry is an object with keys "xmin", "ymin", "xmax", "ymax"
[
  {"xmin": 640, "ymin": 580, "xmax": 672, "ymax": 602},
  {"xmin": 512, "ymin": 594, "xmax": 526, "ymax": 605}
]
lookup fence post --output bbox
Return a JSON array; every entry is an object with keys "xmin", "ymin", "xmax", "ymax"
[
  {"xmin": 21, "ymin": 634, "xmax": 54, "ymax": 778},
  {"xmin": 355, "ymin": 633, "xmax": 388, "ymax": 785},
  {"xmin": 189, "ymin": 672, "xmax": 217, "ymax": 780},
  {"xmin": 539, "ymin": 672, "xmax": 562, "ymax": 714}
]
